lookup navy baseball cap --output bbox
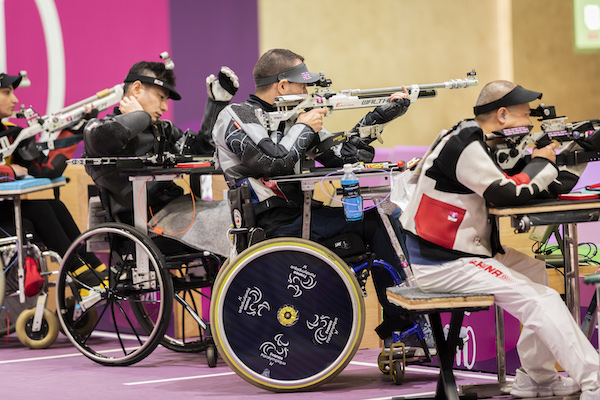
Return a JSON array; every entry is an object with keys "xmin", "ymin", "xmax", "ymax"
[
  {"xmin": 474, "ymin": 85, "xmax": 542, "ymax": 115},
  {"xmin": 254, "ymin": 62, "xmax": 321, "ymax": 87},
  {"xmin": 124, "ymin": 74, "xmax": 181, "ymax": 100},
  {"xmin": 0, "ymin": 73, "xmax": 23, "ymax": 90}
]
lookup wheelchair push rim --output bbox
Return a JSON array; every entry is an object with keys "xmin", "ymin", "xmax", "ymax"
[{"xmin": 210, "ymin": 238, "xmax": 365, "ymax": 392}]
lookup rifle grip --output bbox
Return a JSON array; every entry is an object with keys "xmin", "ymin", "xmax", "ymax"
[{"xmin": 536, "ymin": 133, "xmax": 552, "ymax": 148}]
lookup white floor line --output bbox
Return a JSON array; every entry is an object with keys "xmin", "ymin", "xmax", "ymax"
[
  {"xmin": 0, "ymin": 346, "xmax": 138, "ymax": 364},
  {"xmin": 349, "ymin": 360, "xmax": 513, "ymax": 382},
  {"xmin": 360, "ymin": 391, "xmax": 436, "ymax": 400},
  {"xmin": 122, "ymin": 372, "xmax": 236, "ymax": 386}
]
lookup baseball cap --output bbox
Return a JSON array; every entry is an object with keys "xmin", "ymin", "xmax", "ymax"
[
  {"xmin": 124, "ymin": 74, "xmax": 181, "ymax": 100},
  {"xmin": 473, "ymin": 85, "xmax": 542, "ymax": 115},
  {"xmin": 254, "ymin": 62, "xmax": 321, "ymax": 87},
  {"xmin": 0, "ymin": 73, "xmax": 23, "ymax": 90}
]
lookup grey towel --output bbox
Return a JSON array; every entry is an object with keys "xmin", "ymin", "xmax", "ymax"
[{"xmin": 150, "ymin": 195, "xmax": 232, "ymax": 257}]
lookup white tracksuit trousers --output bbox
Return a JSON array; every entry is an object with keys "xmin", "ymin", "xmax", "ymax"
[{"xmin": 411, "ymin": 246, "xmax": 599, "ymax": 392}]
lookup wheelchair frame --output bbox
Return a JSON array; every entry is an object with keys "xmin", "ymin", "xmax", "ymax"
[
  {"xmin": 55, "ymin": 165, "xmax": 224, "ymax": 366},
  {"xmin": 0, "ymin": 179, "xmax": 65, "ymax": 349}
]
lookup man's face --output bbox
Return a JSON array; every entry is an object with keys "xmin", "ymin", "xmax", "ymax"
[
  {"xmin": 279, "ymin": 59, "xmax": 309, "ymax": 96},
  {"xmin": 136, "ymin": 84, "xmax": 169, "ymax": 123},
  {"xmin": 282, "ymin": 81, "xmax": 308, "ymax": 96},
  {"xmin": 0, "ymin": 85, "xmax": 18, "ymax": 119},
  {"xmin": 503, "ymin": 103, "xmax": 533, "ymax": 129}
]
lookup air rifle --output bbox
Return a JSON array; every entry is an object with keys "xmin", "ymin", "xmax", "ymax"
[
  {"xmin": 0, "ymin": 84, "xmax": 124, "ymax": 164},
  {"xmin": 256, "ymin": 70, "xmax": 479, "ymax": 134},
  {"xmin": 491, "ymin": 104, "xmax": 600, "ymax": 170}
]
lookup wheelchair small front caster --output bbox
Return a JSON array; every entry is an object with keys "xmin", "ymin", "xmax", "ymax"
[{"xmin": 206, "ymin": 343, "xmax": 218, "ymax": 367}]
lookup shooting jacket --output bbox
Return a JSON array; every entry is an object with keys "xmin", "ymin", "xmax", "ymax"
[
  {"xmin": 400, "ymin": 119, "xmax": 583, "ymax": 261},
  {"xmin": 83, "ymin": 98, "xmax": 228, "ymax": 216},
  {"xmin": 212, "ymin": 94, "xmax": 410, "ymax": 235},
  {"xmin": 1, "ymin": 122, "xmax": 79, "ymax": 180}
]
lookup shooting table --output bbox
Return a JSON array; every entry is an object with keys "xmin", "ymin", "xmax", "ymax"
[
  {"xmin": 116, "ymin": 161, "xmax": 220, "ymax": 274},
  {"xmin": 0, "ymin": 176, "xmax": 66, "ymax": 302},
  {"xmin": 268, "ymin": 167, "xmax": 408, "ymax": 266},
  {"xmin": 488, "ymin": 197, "xmax": 600, "ymax": 326}
]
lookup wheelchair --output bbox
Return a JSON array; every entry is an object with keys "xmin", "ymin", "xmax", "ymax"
[
  {"xmin": 55, "ymin": 179, "xmax": 225, "ymax": 367},
  {"xmin": 1, "ymin": 232, "xmax": 63, "ymax": 349},
  {"xmin": 209, "ymin": 172, "xmax": 433, "ymax": 392}
]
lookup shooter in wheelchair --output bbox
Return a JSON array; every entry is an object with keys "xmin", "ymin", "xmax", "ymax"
[
  {"xmin": 1, "ymin": 71, "xmax": 106, "ymax": 348},
  {"xmin": 208, "ymin": 49, "xmax": 478, "ymax": 391},
  {"xmin": 53, "ymin": 57, "xmax": 238, "ymax": 366}
]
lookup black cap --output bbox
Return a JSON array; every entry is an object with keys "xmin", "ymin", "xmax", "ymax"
[
  {"xmin": 124, "ymin": 74, "xmax": 181, "ymax": 100},
  {"xmin": 0, "ymin": 73, "xmax": 23, "ymax": 90},
  {"xmin": 473, "ymin": 85, "xmax": 542, "ymax": 116},
  {"xmin": 254, "ymin": 62, "xmax": 321, "ymax": 87}
]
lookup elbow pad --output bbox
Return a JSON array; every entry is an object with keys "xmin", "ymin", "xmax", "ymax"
[
  {"xmin": 113, "ymin": 111, "xmax": 152, "ymax": 136},
  {"xmin": 84, "ymin": 111, "xmax": 152, "ymax": 155}
]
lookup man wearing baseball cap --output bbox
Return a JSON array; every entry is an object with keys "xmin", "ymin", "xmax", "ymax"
[
  {"xmin": 83, "ymin": 60, "xmax": 239, "ymax": 218},
  {"xmin": 400, "ymin": 80, "xmax": 598, "ymax": 399},
  {"xmin": 212, "ymin": 48, "xmax": 427, "ymax": 347}
]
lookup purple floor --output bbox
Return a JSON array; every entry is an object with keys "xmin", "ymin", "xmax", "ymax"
[{"xmin": 0, "ymin": 333, "xmax": 531, "ymax": 400}]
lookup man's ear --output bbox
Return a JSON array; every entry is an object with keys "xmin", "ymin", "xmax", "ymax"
[
  {"xmin": 496, "ymin": 107, "xmax": 507, "ymax": 124},
  {"xmin": 276, "ymin": 79, "xmax": 289, "ymax": 95},
  {"xmin": 131, "ymin": 81, "xmax": 144, "ymax": 98}
]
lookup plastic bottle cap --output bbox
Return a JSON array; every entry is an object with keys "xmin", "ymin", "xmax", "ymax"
[{"xmin": 343, "ymin": 164, "xmax": 352, "ymax": 173}]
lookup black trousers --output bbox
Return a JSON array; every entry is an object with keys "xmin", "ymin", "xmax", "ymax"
[{"xmin": 0, "ymin": 199, "xmax": 99, "ymax": 266}]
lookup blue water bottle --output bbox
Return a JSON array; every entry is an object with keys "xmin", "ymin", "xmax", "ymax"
[{"xmin": 341, "ymin": 164, "xmax": 363, "ymax": 221}]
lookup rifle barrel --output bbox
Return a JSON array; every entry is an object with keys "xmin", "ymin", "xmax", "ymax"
[{"xmin": 349, "ymin": 78, "xmax": 478, "ymax": 96}]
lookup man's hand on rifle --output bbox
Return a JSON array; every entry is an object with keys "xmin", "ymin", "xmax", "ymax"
[
  {"xmin": 206, "ymin": 66, "xmax": 239, "ymax": 102},
  {"xmin": 390, "ymin": 86, "xmax": 410, "ymax": 102},
  {"xmin": 297, "ymin": 107, "xmax": 327, "ymax": 133},
  {"xmin": 532, "ymin": 142, "xmax": 558, "ymax": 164},
  {"xmin": 119, "ymin": 95, "xmax": 144, "ymax": 115}
]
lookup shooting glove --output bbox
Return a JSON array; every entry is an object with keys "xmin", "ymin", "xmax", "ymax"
[
  {"xmin": 340, "ymin": 136, "xmax": 376, "ymax": 163},
  {"xmin": 374, "ymin": 97, "xmax": 411, "ymax": 123},
  {"xmin": 206, "ymin": 66, "xmax": 239, "ymax": 102}
]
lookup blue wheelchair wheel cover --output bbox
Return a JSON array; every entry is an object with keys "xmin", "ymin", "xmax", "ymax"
[{"xmin": 211, "ymin": 239, "xmax": 365, "ymax": 391}]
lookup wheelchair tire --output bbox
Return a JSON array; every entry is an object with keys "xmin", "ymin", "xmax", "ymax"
[
  {"xmin": 15, "ymin": 307, "xmax": 59, "ymax": 349},
  {"xmin": 56, "ymin": 223, "xmax": 174, "ymax": 366},
  {"xmin": 210, "ymin": 238, "xmax": 365, "ymax": 392}
]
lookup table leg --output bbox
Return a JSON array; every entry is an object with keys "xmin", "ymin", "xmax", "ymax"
[
  {"xmin": 430, "ymin": 311, "xmax": 463, "ymax": 400},
  {"xmin": 131, "ymin": 178, "xmax": 149, "ymax": 287},
  {"xmin": 13, "ymin": 196, "xmax": 25, "ymax": 303},
  {"xmin": 563, "ymin": 223, "xmax": 581, "ymax": 325},
  {"xmin": 302, "ymin": 190, "xmax": 312, "ymax": 240}
]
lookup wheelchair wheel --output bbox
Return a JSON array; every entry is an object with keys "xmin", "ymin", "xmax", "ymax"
[
  {"xmin": 131, "ymin": 252, "xmax": 222, "ymax": 354},
  {"xmin": 56, "ymin": 223, "xmax": 174, "ymax": 366},
  {"xmin": 210, "ymin": 238, "xmax": 365, "ymax": 392},
  {"xmin": 15, "ymin": 307, "xmax": 59, "ymax": 349}
]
